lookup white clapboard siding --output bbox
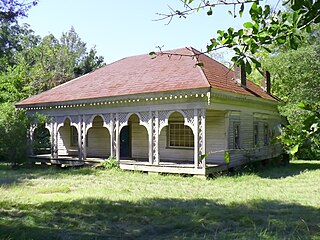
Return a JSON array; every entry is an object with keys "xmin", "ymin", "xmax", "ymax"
[
  {"xmin": 87, "ymin": 127, "xmax": 110, "ymax": 158},
  {"xmin": 131, "ymin": 122, "xmax": 148, "ymax": 159},
  {"xmin": 205, "ymin": 110, "xmax": 226, "ymax": 163},
  {"xmin": 240, "ymin": 112, "xmax": 254, "ymax": 149},
  {"xmin": 57, "ymin": 125, "xmax": 78, "ymax": 156}
]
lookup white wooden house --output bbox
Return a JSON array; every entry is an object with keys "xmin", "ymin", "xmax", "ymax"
[{"xmin": 16, "ymin": 47, "xmax": 282, "ymax": 175}]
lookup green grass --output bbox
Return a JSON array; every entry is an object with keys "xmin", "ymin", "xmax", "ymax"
[{"xmin": 0, "ymin": 160, "xmax": 319, "ymax": 240}]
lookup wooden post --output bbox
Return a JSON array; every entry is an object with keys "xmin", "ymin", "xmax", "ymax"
[
  {"xmin": 115, "ymin": 113, "xmax": 120, "ymax": 163},
  {"xmin": 77, "ymin": 116, "xmax": 83, "ymax": 161},
  {"xmin": 27, "ymin": 124, "xmax": 35, "ymax": 156},
  {"xmin": 110, "ymin": 113, "xmax": 115, "ymax": 158},
  {"xmin": 53, "ymin": 121, "xmax": 58, "ymax": 159},
  {"xmin": 200, "ymin": 109, "xmax": 206, "ymax": 168},
  {"xmin": 154, "ymin": 111, "xmax": 159, "ymax": 165},
  {"xmin": 50, "ymin": 122, "xmax": 54, "ymax": 159},
  {"xmin": 194, "ymin": 109, "xmax": 199, "ymax": 168},
  {"xmin": 148, "ymin": 111, "xmax": 153, "ymax": 164},
  {"xmin": 82, "ymin": 115, "xmax": 87, "ymax": 160}
]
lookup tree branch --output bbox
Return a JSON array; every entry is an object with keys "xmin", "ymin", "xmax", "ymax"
[{"xmin": 154, "ymin": 0, "xmax": 262, "ymax": 24}]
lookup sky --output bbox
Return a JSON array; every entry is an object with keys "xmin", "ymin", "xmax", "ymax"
[{"xmin": 23, "ymin": 0, "xmax": 280, "ymax": 64}]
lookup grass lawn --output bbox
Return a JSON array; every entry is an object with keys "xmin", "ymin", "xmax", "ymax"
[{"xmin": 0, "ymin": 160, "xmax": 319, "ymax": 240}]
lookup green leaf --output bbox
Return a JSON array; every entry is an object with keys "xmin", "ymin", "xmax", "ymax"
[
  {"xmin": 227, "ymin": 27, "xmax": 234, "ymax": 35},
  {"xmin": 196, "ymin": 3, "xmax": 201, "ymax": 12},
  {"xmin": 288, "ymin": 144, "xmax": 299, "ymax": 155},
  {"xmin": 264, "ymin": 5, "xmax": 270, "ymax": 17},
  {"xmin": 276, "ymin": 35, "xmax": 287, "ymax": 44},
  {"xmin": 245, "ymin": 61, "xmax": 252, "ymax": 74},
  {"xmin": 200, "ymin": 153, "xmax": 208, "ymax": 160},
  {"xmin": 297, "ymin": 103, "xmax": 306, "ymax": 109},
  {"xmin": 292, "ymin": 11, "xmax": 299, "ymax": 24},
  {"xmin": 217, "ymin": 30, "xmax": 224, "ymax": 36},
  {"xmin": 231, "ymin": 56, "xmax": 239, "ymax": 63},
  {"xmin": 228, "ymin": 10, "xmax": 233, "ymax": 16},
  {"xmin": 243, "ymin": 22, "xmax": 253, "ymax": 28},
  {"xmin": 196, "ymin": 62, "xmax": 204, "ymax": 67},
  {"xmin": 207, "ymin": 8, "xmax": 213, "ymax": 16},
  {"xmin": 149, "ymin": 51, "xmax": 156, "ymax": 56},
  {"xmin": 251, "ymin": 2, "xmax": 258, "ymax": 11},
  {"xmin": 239, "ymin": 3, "xmax": 244, "ymax": 17},
  {"xmin": 224, "ymin": 151, "xmax": 230, "ymax": 165},
  {"xmin": 210, "ymin": 38, "xmax": 216, "ymax": 43},
  {"xmin": 289, "ymin": 35, "xmax": 299, "ymax": 50},
  {"xmin": 291, "ymin": 0, "xmax": 303, "ymax": 11},
  {"xmin": 249, "ymin": 57, "xmax": 261, "ymax": 68},
  {"xmin": 306, "ymin": 25, "xmax": 312, "ymax": 33}
]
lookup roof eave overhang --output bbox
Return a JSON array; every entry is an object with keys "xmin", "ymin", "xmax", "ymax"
[
  {"xmin": 16, "ymin": 87, "xmax": 211, "ymax": 110},
  {"xmin": 211, "ymin": 88, "xmax": 279, "ymax": 106}
]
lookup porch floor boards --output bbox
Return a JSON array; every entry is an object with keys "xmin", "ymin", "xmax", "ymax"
[{"xmin": 29, "ymin": 154, "xmax": 225, "ymax": 176}]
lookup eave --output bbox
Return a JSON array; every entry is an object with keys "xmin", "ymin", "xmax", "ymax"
[
  {"xmin": 211, "ymin": 88, "xmax": 280, "ymax": 107},
  {"xmin": 16, "ymin": 87, "xmax": 211, "ymax": 111}
]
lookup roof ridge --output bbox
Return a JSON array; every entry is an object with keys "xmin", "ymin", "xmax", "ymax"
[{"xmin": 188, "ymin": 47, "xmax": 212, "ymax": 88}]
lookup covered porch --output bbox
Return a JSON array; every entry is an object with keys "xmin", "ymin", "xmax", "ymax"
[{"xmin": 28, "ymin": 107, "xmax": 209, "ymax": 173}]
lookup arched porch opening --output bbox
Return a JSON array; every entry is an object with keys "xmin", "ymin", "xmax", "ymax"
[
  {"xmin": 159, "ymin": 111, "xmax": 194, "ymax": 163},
  {"xmin": 86, "ymin": 115, "xmax": 111, "ymax": 158},
  {"xmin": 32, "ymin": 124, "xmax": 51, "ymax": 155},
  {"xmin": 119, "ymin": 113, "xmax": 148, "ymax": 160},
  {"xmin": 58, "ymin": 118, "xmax": 78, "ymax": 157}
]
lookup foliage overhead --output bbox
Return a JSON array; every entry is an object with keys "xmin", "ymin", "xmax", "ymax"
[
  {"xmin": 0, "ymin": 0, "xmax": 38, "ymax": 23},
  {"xmin": 156, "ymin": 0, "xmax": 320, "ymax": 73}
]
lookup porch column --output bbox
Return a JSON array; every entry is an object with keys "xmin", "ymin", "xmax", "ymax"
[
  {"xmin": 82, "ymin": 115, "xmax": 87, "ymax": 160},
  {"xmin": 77, "ymin": 116, "xmax": 83, "ymax": 161},
  {"xmin": 27, "ymin": 123, "xmax": 36, "ymax": 156},
  {"xmin": 109, "ymin": 113, "xmax": 115, "ymax": 158},
  {"xmin": 153, "ymin": 111, "xmax": 160, "ymax": 165},
  {"xmin": 115, "ymin": 113, "xmax": 120, "ymax": 163},
  {"xmin": 194, "ymin": 109, "xmax": 199, "ymax": 168},
  {"xmin": 52, "ymin": 120, "xmax": 58, "ymax": 159},
  {"xmin": 199, "ymin": 108, "xmax": 206, "ymax": 168},
  {"xmin": 148, "ymin": 111, "xmax": 153, "ymax": 164}
]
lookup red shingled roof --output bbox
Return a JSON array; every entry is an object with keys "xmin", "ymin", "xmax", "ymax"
[{"xmin": 16, "ymin": 47, "xmax": 276, "ymax": 106}]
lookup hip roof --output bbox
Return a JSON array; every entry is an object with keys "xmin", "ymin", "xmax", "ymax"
[{"xmin": 16, "ymin": 47, "xmax": 277, "ymax": 106}]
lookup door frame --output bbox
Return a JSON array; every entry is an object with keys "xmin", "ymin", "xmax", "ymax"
[{"xmin": 120, "ymin": 123, "xmax": 132, "ymax": 159}]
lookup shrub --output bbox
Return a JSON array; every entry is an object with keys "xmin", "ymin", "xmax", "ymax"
[
  {"xmin": 0, "ymin": 103, "xmax": 30, "ymax": 166},
  {"xmin": 99, "ymin": 157, "xmax": 119, "ymax": 170}
]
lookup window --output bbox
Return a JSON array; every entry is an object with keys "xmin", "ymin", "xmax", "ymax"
[
  {"xmin": 253, "ymin": 123, "xmax": 259, "ymax": 147},
  {"xmin": 70, "ymin": 126, "xmax": 78, "ymax": 146},
  {"xmin": 264, "ymin": 124, "xmax": 269, "ymax": 146},
  {"xmin": 234, "ymin": 123, "xmax": 240, "ymax": 149},
  {"xmin": 168, "ymin": 123, "xmax": 194, "ymax": 148}
]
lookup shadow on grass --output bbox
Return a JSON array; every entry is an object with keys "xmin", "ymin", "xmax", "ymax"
[
  {"xmin": 0, "ymin": 198, "xmax": 319, "ymax": 240},
  {"xmin": 254, "ymin": 160, "xmax": 320, "ymax": 179},
  {"xmin": 0, "ymin": 163, "xmax": 99, "ymax": 187}
]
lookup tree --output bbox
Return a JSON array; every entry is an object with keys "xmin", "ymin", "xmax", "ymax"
[
  {"xmin": 0, "ymin": 0, "xmax": 39, "ymax": 72},
  {"xmin": 6, "ymin": 26, "xmax": 105, "ymax": 93},
  {"xmin": 0, "ymin": 10, "xmax": 105, "ymax": 165},
  {"xmin": 0, "ymin": 0, "xmax": 38, "ymax": 23},
  {"xmin": 263, "ymin": 45, "xmax": 320, "ymax": 159}
]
